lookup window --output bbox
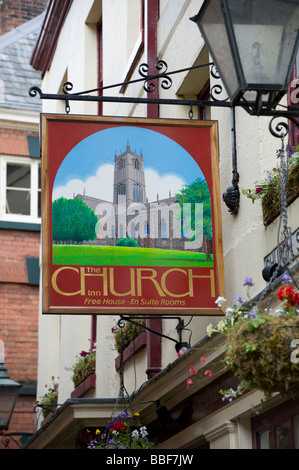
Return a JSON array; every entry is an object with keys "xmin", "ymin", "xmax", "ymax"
[
  {"xmin": 118, "ymin": 160, "xmax": 125, "ymax": 170},
  {"xmin": 161, "ymin": 219, "xmax": 167, "ymax": 238},
  {"xmin": 133, "ymin": 184, "xmax": 143, "ymax": 202},
  {"xmin": 0, "ymin": 156, "xmax": 41, "ymax": 223},
  {"xmin": 252, "ymin": 399, "xmax": 299, "ymax": 449},
  {"xmin": 117, "ymin": 183, "xmax": 126, "ymax": 204}
]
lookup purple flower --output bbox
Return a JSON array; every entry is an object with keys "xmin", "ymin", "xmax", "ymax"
[
  {"xmin": 243, "ymin": 277, "xmax": 254, "ymax": 287},
  {"xmin": 249, "ymin": 307, "xmax": 258, "ymax": 318},
  {"xmin": 234, "ymin": 295, "xmax": 245, "ymax": 303},
  {"xmin": 281, "ymin": 273, "xmax": 292, "ymax": 284}
]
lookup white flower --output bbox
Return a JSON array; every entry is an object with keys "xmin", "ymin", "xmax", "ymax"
[
  {"xmin": 273, "ymin": 309, "xmax": 285, "ymax": 317},
  {"xmin": 217, "ymin": 319, "xmax": 226, "ymax": 332},
  {"xmin": 206, "ymin": 323, "xmax": 214, "ymax": 337},
  {"xmin": 215, "ymin": 296, "xmax": 226, "ymax": 307},
  {"xmin": 131, "ymin": 430, "xmax": 139, "ymax": 440},
  {"xmin": 140, "ymin": 426, "xmax": 148, "ymax": 438},
  {"xmin": 225, "ymin": 307, "xmax": 236, "ymax": 316}
]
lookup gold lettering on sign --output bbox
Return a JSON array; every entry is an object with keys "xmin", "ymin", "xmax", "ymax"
[
  {"xmin": 52, "ymin": 266, "xmax": 81, "ymax": 296},
  {"xmin": 160, "ymin": 268, "xmax": 191, "ymax": 297},
  {"xmin": 136, "ymin": 268, "xmax": 166, "ymax": 297}
]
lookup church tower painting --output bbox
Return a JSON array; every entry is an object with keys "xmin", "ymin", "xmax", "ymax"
[{"xmin": 113, "ymin": 141, "xmax": 146, "ymax": 208}]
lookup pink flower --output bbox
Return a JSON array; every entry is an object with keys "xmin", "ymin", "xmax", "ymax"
[
  {"xmin": 189, "ymin": 365, "xmax": 197, "ymax": 375},
  {"xmin": 204, "ymin": 370, "xmax": 212, "ymax": 377},
  {"xmin": 177, "ymin": 349, "xmax": 184, "ymax": 357},
  {"xmin": 186, "ymin": 378, "xmax": 192, "ymax": 389},
  {"xmin": 200, "ymin": 356, "xmax": 206, "ymax": 363}
]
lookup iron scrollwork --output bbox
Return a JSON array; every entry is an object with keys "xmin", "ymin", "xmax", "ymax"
[{"xmin": 138, "ymin": 60, "xmax": 172, "ymax": 93}]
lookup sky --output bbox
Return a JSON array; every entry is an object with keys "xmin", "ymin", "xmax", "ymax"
[{"xmin": 52, "ymin": 125, "xmax": 205, "ymax": 202}]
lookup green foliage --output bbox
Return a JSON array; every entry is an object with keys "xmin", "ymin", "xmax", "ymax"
[
  {"xmin": 52, "ymin": 197, "xmax": 98, "ymax": 242},
  {"xmin": 225, "ymin": 314, "xmax": 299, "ymax": 397},
  {"xmin": 207, "ymin": 276, "xmax": 299, "ymax": 398},
  {"xmin": 175, "ymin": 177, "xmax": 212, "ymax": 240},
  {"xmin": 88, "ymin": 410, "xmax": 155, "ymax": 449},
  {"xmin": 68, "ymin": 346, "xmax": 96, "ymax": 388},
  {"xmin": 242, "ymin": 146, "xmax": 299, "ymax": 208},
  {"xmin": 112, "ymin": 318, "xmax": 146, "ymax": 353},
  {"xmin": 39, "ymin": 378, "xmax": 59, "ymax": 418},
  {"xmin": 115, "ymin": 237, "xmax": 139, "ymax": 247}
]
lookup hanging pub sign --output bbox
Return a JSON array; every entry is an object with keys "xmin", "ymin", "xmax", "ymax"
[{"xmin": 41, "ymin": 115, "xmax": 225, "ymax": 315}]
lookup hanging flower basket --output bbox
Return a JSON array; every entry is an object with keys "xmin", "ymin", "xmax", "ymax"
[
  {"xmin": 87, "ymin": 410, "xmax": 155, "ymax": 449},
  {"xmin": 242, "ymin": 145, "xmax": 299, "ymax": 227},
  {"xmin": 225, "ymin": 314, "xmax": 299, "ymax": 397},
  {"xmin": 207, "ymin": 276, "xmax": 299, "ymax": 399},
  {"xmin": 262, "ymin": 162, "xmax": 299, "ymax": 226}
]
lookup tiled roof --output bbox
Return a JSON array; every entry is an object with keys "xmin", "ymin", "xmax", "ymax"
[{"xmin": 0, "ymin": 13, "xmax": 45, "ymax": 111}]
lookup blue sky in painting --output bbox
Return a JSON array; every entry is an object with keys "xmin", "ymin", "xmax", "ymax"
[{"xmin": 52, "ymin": 126, "xmax": 204, "ymax": 202}]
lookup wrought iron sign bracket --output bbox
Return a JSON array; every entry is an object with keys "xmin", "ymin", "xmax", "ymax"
[
  {"xmin": 118, "ymin": 315, "xmax": 192, "ymax": 352},
  {"xmin": 29, "ymin": 59, "xmax": 298, "ymax": 217}
]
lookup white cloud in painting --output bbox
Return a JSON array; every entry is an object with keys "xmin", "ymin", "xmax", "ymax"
[
  {"xmin": 144, "ymin": 168, "xmax": 185, "ymax": 202},
  {"xmin": 52, "ymin": 164, "xmax": 114, "ymax": 201},
  {"xmin": 52, "ymin": 164, "xmax": 186, "ymax": 203}
]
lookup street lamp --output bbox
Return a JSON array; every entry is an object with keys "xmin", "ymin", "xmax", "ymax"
[
  {"xmin": 0, "ymin": 352, "xmax": 21, "ymax": 433},
  {"xmin": 191, "ymin": 0, "xmax": 299, "ymax": 115}
]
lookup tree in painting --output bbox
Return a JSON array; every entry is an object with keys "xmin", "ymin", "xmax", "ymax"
[
  {"xmin": 175, "ymin": 178, "xmax": 212, "ymax": 260},
  {"xmin": 52, "ymin": 197, "xmax": 98, "ymax": 243}
]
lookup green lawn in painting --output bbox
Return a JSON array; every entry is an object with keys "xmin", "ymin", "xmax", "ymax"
[{"xmin": 52, "ymin": 244, "xmax": 214, "ymax": 267}]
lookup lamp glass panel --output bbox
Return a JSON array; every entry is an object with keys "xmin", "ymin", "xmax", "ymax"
[
  {"xmin": 227, "ymin": 0, "xmax": 299, "ymax": 87},
  {"xmin": 0, "ymin": 389, "xmax": 18, "ymax": 429},
  {"xmin": 198, "ymin": 0, "xmax": 239, "ymax": 99}
]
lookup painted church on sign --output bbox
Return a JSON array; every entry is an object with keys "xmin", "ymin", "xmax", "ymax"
[{"xmin": 76, "ymin": 141, "xmax": 211, "ymax": 256}]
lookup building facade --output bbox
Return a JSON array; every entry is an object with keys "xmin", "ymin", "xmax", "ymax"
[
  {"xmin": 0, "ymin": 0, "xmax": 47, "ymax": 449},
  {"xmin": 21, "ymin": 0, "xmax": 299, "ymax": 450}
]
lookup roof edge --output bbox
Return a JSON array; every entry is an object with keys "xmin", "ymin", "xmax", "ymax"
[
  {"xmin": 0, "ymin": 12, "xmax": 46, "ymax": 51},
  {"xmin": 30, "ymin": 0, "xmax": 73, "ymax": 77}
]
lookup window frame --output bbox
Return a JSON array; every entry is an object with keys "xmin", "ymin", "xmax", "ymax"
[
  {"xmin": 252, "ymin": 399, "xmax": 299, "ymax": 449},
  {"xmin": 0, "ymin": 155, "xmax": 41, "ymax": 224}
]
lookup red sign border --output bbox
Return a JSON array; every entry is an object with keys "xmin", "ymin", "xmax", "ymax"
[{"xmin": 41, "ymin": 114, "xmax": 225, "ymax": 316}]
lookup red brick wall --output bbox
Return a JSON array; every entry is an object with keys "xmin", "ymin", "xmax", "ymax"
[
  {"xmin": 0, "ymin": 230, "xmax": 40, "ymax": 382},
  {"xmin": 0, "ymin": 0, "xmax": 47, "ymax": 36},
  {"xmin": 0, "ymin": 0, "xmax": 44, "ymax": 448},
  {"xmin": 0, "ymin": 283, "xmax": 39, "ymax": 382},
  {"xmin": 0, "ymin": 229, "xmax": 40, "ymax": 448}
]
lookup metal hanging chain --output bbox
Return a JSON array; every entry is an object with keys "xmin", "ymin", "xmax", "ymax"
[
  {"xmin": 256, "ymin": 132, "xmax": 297, "ymax": 310},
  {"xmin": 189, "ymin": 104, "xmax": 194, "ymax": 119},
  {"xmin": 277, "ymin": 136, "xmax": 295, "ymax": 268},
  {"xmin": 111, "ymin": 322, "xmax": 130, "ymax": 418}
]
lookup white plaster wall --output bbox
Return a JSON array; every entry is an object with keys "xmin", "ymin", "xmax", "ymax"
[
  {"xmin": 36, "ymin": 0, "xmax": 299, "ymax": 442},
  {"xmin": 36, "ymin": 0, "xmax": 102, "ymax": 416},
  {"xmin": 42, "ymin": 0, "xmax": 99, "ymax": 115}
]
